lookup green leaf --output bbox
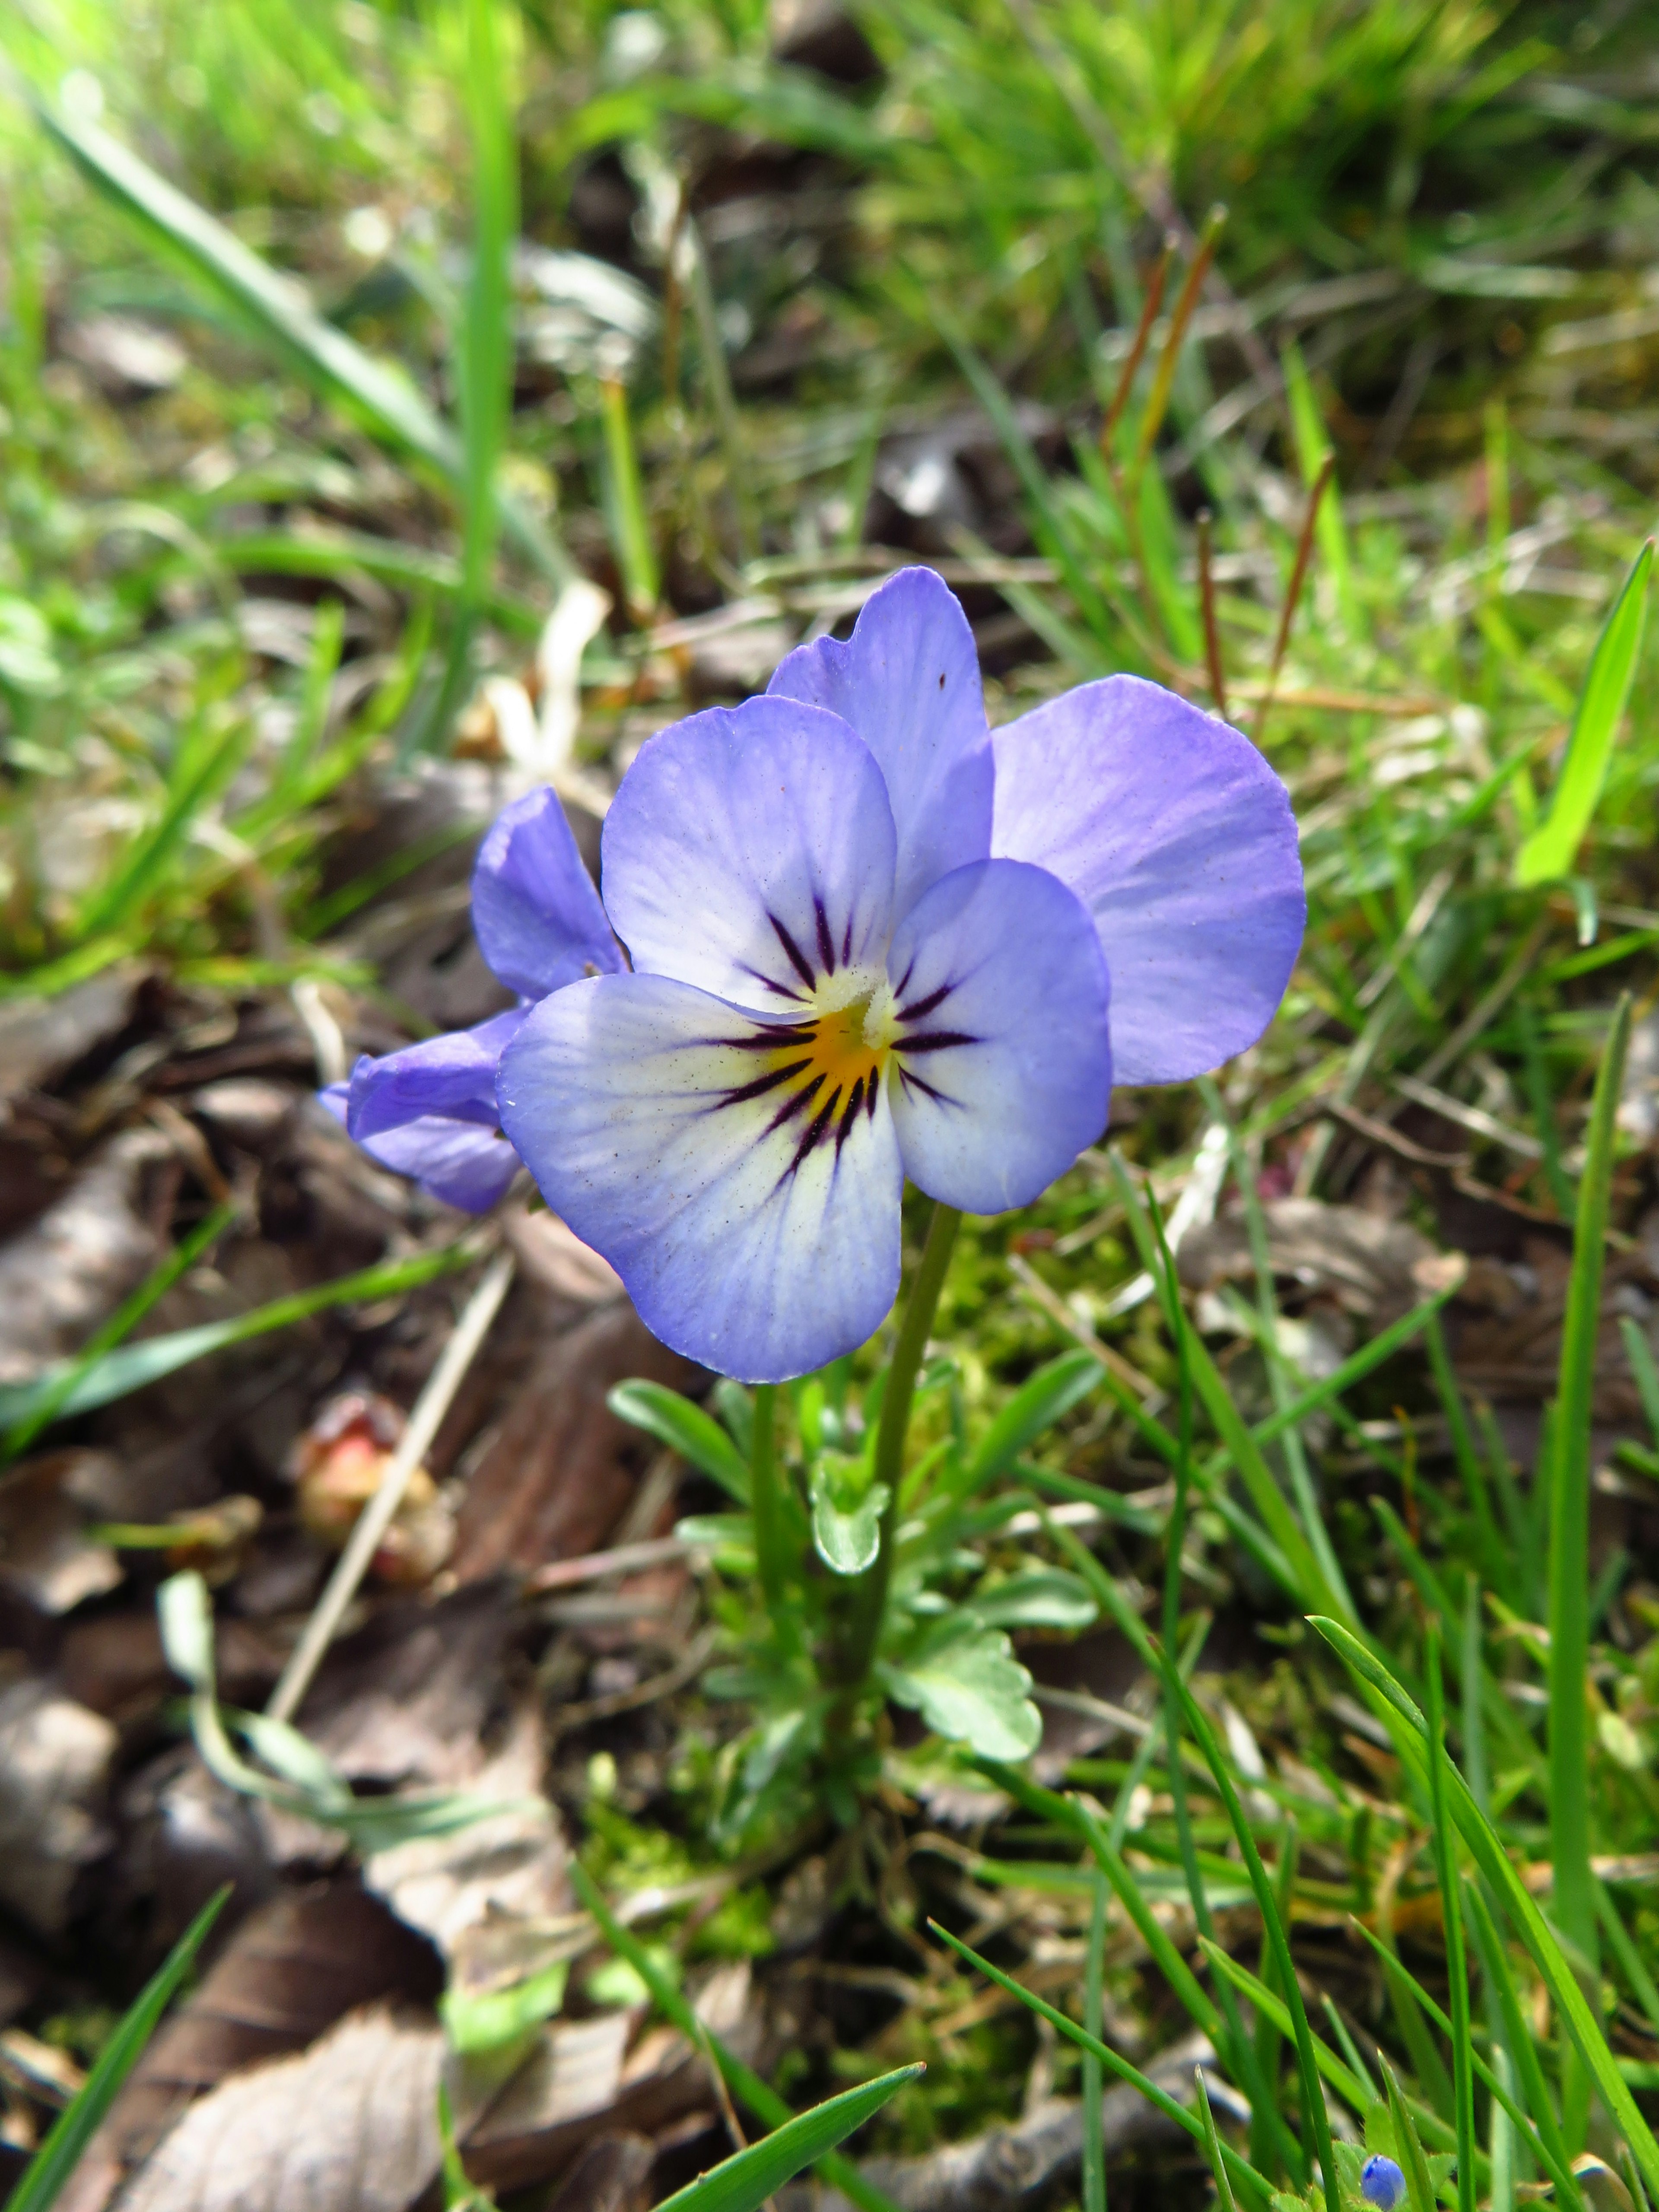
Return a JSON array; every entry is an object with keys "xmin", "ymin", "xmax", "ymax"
[
  {"xmin": 655, "ymin": 2066, "xmax": 923, "ymax": 2212},
  {"xmin": 884, "ymin": 1625, "xmax": 1040, "ymax": 1760},
  {"xmin": 810, "ymin": 1462, "xmax": 888, "ymax": 1575},
  {"xmin": 1516, "ymin": 542, "xmax": 1653, "ymax": 885},
  {"xmin": 960, "ymin": 1349, "xmax": 1103, "ymax": 1494},
  {"xmin": 229, "ymin": 1710, "xmax": 350, "ymax": 1806},
  {"xmin": 0, "ymin": 1243, "xmax": 478, "ymax": 1432},
  {"xmin": 6, "ymin": 1887, "xmax": 229, "ymax": 2212},
  {"xmin": 608, "ymin": 1380, "xmax": 751, "ymax": 1502},
  {"xmin": 441, "ymin": 1960, "xmax": 569, "ymax": 2056},
  {"xmin": 965, "ymin": 1568, "xmax": 1099, "ymax": 1631}
]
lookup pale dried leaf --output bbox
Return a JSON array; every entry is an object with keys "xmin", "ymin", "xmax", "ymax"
[
  {"xmin": 1178, "ymin": 1198, "xmax": 1449, "ymax": 1319},
  {"xmin": 0, "ymin": 1129, "xmax": 171, "ymax": 1387},
  {"xmin": 116, "ymin": 2007, "xmax": 443, "ymax": 2212},
  {"xmin": 0, "ymin": 1675, "xmax": 116, "ymax": 1935}
]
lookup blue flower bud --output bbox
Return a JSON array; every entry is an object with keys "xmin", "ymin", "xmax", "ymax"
[{"xmin": 1361, "ymin": 2155, "xmax": 1407, "ymax": 2210}]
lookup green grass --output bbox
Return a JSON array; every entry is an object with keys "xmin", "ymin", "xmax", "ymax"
[{"xmin": 3, "ymin": 0, "xmax": 1659, "ymax": 2189}]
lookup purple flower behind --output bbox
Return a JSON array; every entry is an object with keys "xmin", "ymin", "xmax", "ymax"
[{"xmin": 323, "ymin": 786, "xmax": 620, "ymax": 1211}]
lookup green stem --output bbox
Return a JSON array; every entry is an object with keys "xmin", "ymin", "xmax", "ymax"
[
  {"xmin": 834, "ymin": 1201, "xmax": 961, "ymax": 1702},
  {"xmin": 750, "ymin": 1382, "xmax": 795, "ymax": 1650}
]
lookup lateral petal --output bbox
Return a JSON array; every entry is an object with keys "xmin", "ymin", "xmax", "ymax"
[
  {"xmin": 600, "ymin": 696, "xmax": 897, "ymax": 1013},
  {"xmin": 498, "ymin": 973, "xmax": 903, "ymax": 1382},
  {"xmin": 335, "ymin": 1009, "xmax": 526, "ymax": 1212},
  {"xmin": 885, "ymin": 858, "xmax": 1111, "ymax": 1214},
  {"xmin": 766, "ymin": 566, "xmax": 994, "ymax": 915},
  {"xmin": 471, "ymin": 785, "xmax": 623, "ymax": 999},
  {"xmin": 991, "ymin": 677, "xmax": 1304, "ymax": 1085}
]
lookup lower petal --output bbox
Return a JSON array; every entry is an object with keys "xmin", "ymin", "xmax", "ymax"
[
  {"xmin": 498, "ymin": 974, "xmax": 903, "ymax": 1382},
  {"xmin": 356, "ymin": 1116, "xmax": 521, "ymax": 1212},
  {"xmin": 885, "ymin": 858, "xmax": 1111, "ymax": 1214},
  {"xmin": 991, "ymin": 678, "xmax": 1305, "ymax": 1084}
]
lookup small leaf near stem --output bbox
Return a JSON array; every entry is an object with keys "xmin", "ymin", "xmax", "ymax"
[{"xmin": 832, "ymin": 1200, "xmax": 962, "ymax": 1713}]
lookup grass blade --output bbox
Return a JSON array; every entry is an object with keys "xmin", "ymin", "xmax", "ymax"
[
  {"xmin": 1163, "ymin": 1665, "xmax": 1339, "ymax": 2212},
  {"xmin": 0, "ymin": 1242, "xmax": 480, "ymax": 1433},
  {"xmin": 1083, "ymin": 1867, "xmax": 1107, "ymax": 2212},
  {"xmin": 1425, "ymin": 1628, "xmax": 1476, "ymax": 2212},
  {"xmin": 1307, "ymin": 1614, "xmax": 1659, "ymax": 2202},
  {"xmin": 1381, "ymin": 2054, "xmax": 1440, "ymax": 2212},
  {"xmin": 1548, "ymin": 992, "xmax": 1630, "ymax": 2140},
  {"xmin": 1516, "ymin": 542, "xmax": 1653, "ymax": 885},
  {"xmin": 2, "ymin": 1197, "xmax": 238, "ymax": 1462},
  {"xmin": 31, "ymin": 95, "xmax": 569, "ymax": 588},
  {"xmin": 6, "ymin": 1887, "xmax": 229, "ymax": 2212},
  {"xmin": 1357, "ymin": 1907, "xmax": 1580, "ymax": 2212},
  {"xmin": 925, "ymin": 1918, "xmax": 1274, "ymax": 2210},
  {"xmin": 655, "ymin": 2068, "xmax": 924, "ymax": 2212}
]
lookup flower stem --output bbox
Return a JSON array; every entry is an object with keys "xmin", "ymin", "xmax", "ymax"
[
  {"xmin": 833, "ymin": 1200, "xmax": 962, "ymax": 1704},
  {"xmin": 749, "ymin": 1382, "xmax": 794, "ymax": 1647}
]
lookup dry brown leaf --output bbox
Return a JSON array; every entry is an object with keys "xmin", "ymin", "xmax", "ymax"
[
  {"xmin": 543, "ymin": 2135, "xmax": 654, "ymax": 2212},
  {"xmin": 59, "ymin": 1885, "xmax": 442, "ymax": 2212},
  {"xmin": 0, "ymin": 1130, "xmax": 172, "ymax": 1388},
  {"xmin": 0, "ymin": 967, "xmax": 144, "ymax": 1110},
  {"xmin": 362, "ymin": 1698, "xmax": 567, "ymax": 1966},
  {"xmin": 465, "ymin": 1962, "xmax": 756, "ymax": 2197},
  {"xmin": 1178, "ymin": 1197, "xmax": 1453, "ymax": 1321},
  {"xmin": 0, "ymin": 1675, "xmax": 116, "ymax": 1936},
  {"xmin": 450, "ymin": 1302, "xmax": 705, "ymax": 1582},
  {"xmin": 0, "ymin": 1452, "xmax": 122, "ymax": 1615},
  {"xmin": 115, "ymin": 2007, "xmax": 444, "ymax": 2212}
]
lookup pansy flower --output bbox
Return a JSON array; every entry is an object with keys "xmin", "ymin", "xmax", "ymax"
[
  {"xmin": 334, "ymin": 569, "xmax": 1304, "ymax": 1382},
  {"xmin": 321, "ymin": 786, "xmax": 623, "ymax": 1209}
]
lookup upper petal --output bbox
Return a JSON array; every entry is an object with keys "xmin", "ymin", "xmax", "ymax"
[
  {"xmin": 600, "ymin": 696, "xmax": 897, "ymax": 1013},
  {"xmin": 471, "ymin": 785, "xmax": 623, "ymax": 999},
  {"xmin": 498, "ymin": 972, "xmax": 903, "ymax": 1383},
  {"xmin": 991, "ymin": 678, "xmax": 1305, "ymax": 1085},
  {"xmin": 767, "ymin": 566, "xmax": 994, "ymax": 914},
  {"xmin": 885, "ymin": 858, "xmax": 1111, "ymax": 1214}
]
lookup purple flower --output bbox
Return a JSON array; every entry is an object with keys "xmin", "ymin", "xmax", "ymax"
[
  {"xmin": 334, "ymin": 568, "xmax": 1304, "ymax": 1381},
  {"xmin": 1361, "ymin": 2157, "xmax": 1407, "ymax": 2211},
  {"xmin": 322, "ymin": 785, "xmax": 623, "ymax": 1210}
]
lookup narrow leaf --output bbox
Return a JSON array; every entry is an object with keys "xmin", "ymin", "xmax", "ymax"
[
  {"xmin": 1516, "ymin": 543, "xmax": 1653, "ymax": 884},
  {"xmin": 1307, "ymin": 1615, "xmax": 1659, "ymax": 2203},
  {"xmin": 0, "ymin": 1243, "xmax": 478, "ymax": 1432},
  {"xmin": 607, "ymin": 1380, "xmax": 752, "ymax": 1501},
  {"xmin": 6, "ymin": 1888, "xmax": 229, "ymax": 2212},
  {"xmin": 655, "ymin": 2067, "xmax": 923, "ymax": 2212}
]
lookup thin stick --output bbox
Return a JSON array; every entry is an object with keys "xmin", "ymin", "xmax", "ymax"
[
  {"xmin": 1100, "ymin": 233, "xmax": 1174, "ymax": 461},
  {"xmin": 1254, "ymin": 450, "xmax": 1335, "ymax": 746},
  {"xmin": 266, "ymin": 1249, "xmax": 515, "ymax": 1723},
  {"xmin": 1132, "ymin": 206, "xmax": 1225, "ymax": 480},
  {"xmin": 1196, "ymin": 508, "xmax": 1228, "ymax": 720}
]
